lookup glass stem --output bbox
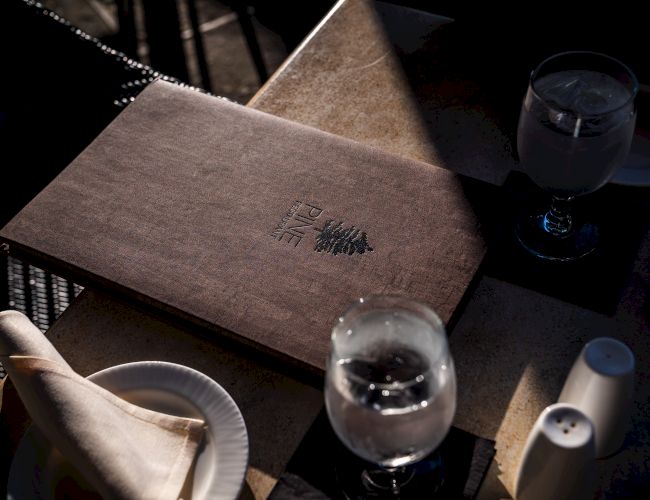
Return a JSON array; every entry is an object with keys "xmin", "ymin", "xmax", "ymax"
[
  {"xmin": 543, "ymin": 196, "xmax": 574, "ymax": 236},
  {"xmin": 361, "ymin": 466, "xmax": 413, "ymax": 496}
]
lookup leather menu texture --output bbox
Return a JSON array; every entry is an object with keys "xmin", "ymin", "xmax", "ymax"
[{"xmin": 0, "ymin": 80, "xmax": 485, "ymax": 371}]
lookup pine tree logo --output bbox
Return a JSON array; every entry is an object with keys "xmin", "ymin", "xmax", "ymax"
[{"xmin": 314, "ymin": 220, "xmax": 373, "ymax": 256}]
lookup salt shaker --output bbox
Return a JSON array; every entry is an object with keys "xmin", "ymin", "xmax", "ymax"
[
  {"xmin": 558, "ymin": 337, "xmax": 635, "ymax": 458},
  {"xmin": 515, "ymin": 403, "xmax": 596, "ymax": 500}
]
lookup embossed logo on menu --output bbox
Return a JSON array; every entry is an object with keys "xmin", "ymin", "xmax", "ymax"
[{"xmin": 271, "ymin": 201, "xmax": 373, "ymax": 256}]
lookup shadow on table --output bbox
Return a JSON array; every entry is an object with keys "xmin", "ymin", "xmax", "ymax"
[
  {"xmin": 369, "ymin": 2, "xmax": 650, "ymax": 316},
  {"xmin": 268, "ymin": 410, "xmax": 495, "ymax": 500},
  {"xmin": 0, "ymin": 377, "xmax": 30, "ymax": 498},
  {"xmin": 459, "ymin": 173, "xmax": 649, "ymax": 316},
  {"xmin": 364, "ymin": 4, "xmax": 650, "ymax": 495},
  {"xmin": 238, "ymin": 482, "xmax": 256, "ymax": 500}
]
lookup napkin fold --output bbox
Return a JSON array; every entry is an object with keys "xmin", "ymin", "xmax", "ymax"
[{"xmin": 0, "ymin": 310, "xmax": 205, "ymax": 500}]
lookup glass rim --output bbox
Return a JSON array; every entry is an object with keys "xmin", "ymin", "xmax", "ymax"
[
  {"xmin": 332, "ymin": 295, "xmax": 446, "ymax": 339},
  {"xmin": 529, "ymin": 50, "xmax": 639, "ymax": 119},
  {"xmin": 329, "ymin": 295, "xmax": 448, "ymax": 386}
]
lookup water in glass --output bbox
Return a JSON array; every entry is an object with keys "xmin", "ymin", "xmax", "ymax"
[
  {"xmin": 518, "ymin": 69, "xmax": 636, "ymax": 198},
  {"xmin": 325, "ymin": 307, "xmax": 455, "ymax": 469}
]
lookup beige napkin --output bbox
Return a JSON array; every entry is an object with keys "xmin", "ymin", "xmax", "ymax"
[{"xmin": 0, "ymin": 310, "xmax": 205, "ymax": 500}]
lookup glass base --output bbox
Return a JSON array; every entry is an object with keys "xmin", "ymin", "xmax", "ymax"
[
  {"xmin": 336, "ymin": 453, "xmax": 444, "ymax": 499},
  {"xmin": 361, "ymin": 467, "xmax": 415, "ymax": 496},
  {"xmin": 516, "ymin": 212, "xmax": 599, "ymax": 262}
]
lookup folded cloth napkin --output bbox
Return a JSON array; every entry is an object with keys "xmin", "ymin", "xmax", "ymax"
[{"xmin": 0, "ymin": 310, "xmax": 205, "ymax": 500}]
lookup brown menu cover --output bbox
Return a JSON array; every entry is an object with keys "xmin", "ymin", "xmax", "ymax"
[{"xmin": 0, "ymin": 80, "xmax": 485, "ymax": 371}]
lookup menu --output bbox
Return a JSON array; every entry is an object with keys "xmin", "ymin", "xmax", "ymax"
[{"xmin": 0, "ymin": 80, "xmax": 485, "ymax": 371}]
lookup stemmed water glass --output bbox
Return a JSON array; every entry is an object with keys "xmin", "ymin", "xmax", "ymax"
[
  {"xmin": 324, "ymin": 296, "xmax": 456, "ymax": 498},
  {"xmin": 516, "ymin": 51, "xmax": 638, "ymax": 261}
]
